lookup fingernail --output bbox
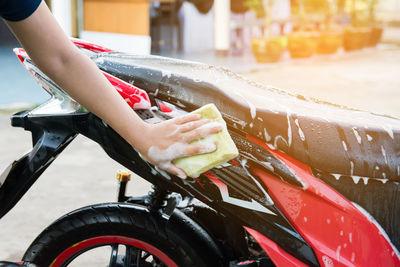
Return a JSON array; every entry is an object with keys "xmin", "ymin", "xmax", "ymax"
[
  {"xmin": 175, "ymin": 168, "xmax": 187, "ymax": 179},
  {"xmin": 177, "ymin": 172, "xmax": 187, "ymax": 179},
  {"xmin": 200, "ymin": 143, "xmax": 216, "ymax": 153}
]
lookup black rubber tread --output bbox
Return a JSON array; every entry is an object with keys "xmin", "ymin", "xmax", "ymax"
[{"xmin": 22, "ymin": 203, "xmax": 224, "ymax": 267}]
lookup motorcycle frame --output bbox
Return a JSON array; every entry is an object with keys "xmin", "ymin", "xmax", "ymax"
[{"xmin": 1, "ymin": 40, "xmax": 399, "ymax": 267}]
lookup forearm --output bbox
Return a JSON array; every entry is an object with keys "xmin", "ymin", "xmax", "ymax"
[
  {"xmin": 5, "ymin": 1, "xmax": 222, "ymax": 177},
  {"xmin": 42, "ymin": 47, "xmax": 149, "ymax": 148},
  {"xmin": 5, "ymin": 1, "xmax": 148, "ymax": 149}
]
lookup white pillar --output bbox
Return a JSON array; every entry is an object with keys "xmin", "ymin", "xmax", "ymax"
[
  {"xmin": 51, "ymin": 0, "xmax": 72, "ymax": 36},
  {"xmin": 214, "ymin": 0, "xmax": 230, "ymax": 55}
]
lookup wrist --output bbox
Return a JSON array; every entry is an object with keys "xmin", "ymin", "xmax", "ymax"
[{"xmin": 127, "ymin": 120, "xmax": 151, "ymax": 152}]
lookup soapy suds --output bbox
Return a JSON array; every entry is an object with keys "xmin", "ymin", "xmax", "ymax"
[
  {"xmin": 273, "ymin": 135, "xmax": 288, "ymax": 150},
  {"xmin": 161, "ymin": 70, "xmax": 172, "ymax": 78},
  {"xmin": 351, "ymin": 252, "xmax": 355, "ymax": 262},
  {"xmin": 351, "ymin": 176, "xmax": 361, "ymax": 184},
  {"xmin": 336, "ymin": 245, "xmax": 341, "ymax": 261},
  {"xmin": 367, "ymin": 134, "xmax": 373, "ymax": 141},
  {"xmin": 352, "ymin": 202, "xmax": 400, "ymax": 260},
  {"xmin": 263, "ymin": 128, "xmax": 272, "ymax": 142},
  {"xmin": 322, "ymin": 255, "xmax": 333, "ymax": 267},
  {"xmin": 349, "ymin": 233, "xmax": 353, "ymax": 243},
  {"xmin": 352, "ymin": 127, "xmax": 362, "ymax": 144},
  {"xmin": 381, "ymin": 123, "xmax": 394, "ymax": 139},
  {"xmin": 261, "ymin": 161, "xmax": 274, "ymax": 172},
  {"xmin": 240, "ymin": 159, "xmax": 275, "ymax": 205},
  {"xmin": 295, "ymin": 119, "xmax": 306, "ymax": 141},
  {"xmin": 362, "ymin": 177, "xmax": 369, "ymax": 185},
  {"xmin": 350, "ymin": 161, "xmax": 354, "ymax": 176},
  {"xmin": 132, "ymin": 96, "xmax": 151, "ymax": 109},
  {"xmin": 147, "ymin": 141, "xmax": 216, "ymax": 179},
  {"xmin": 155, "ymin": 166, "xmax": 172, "ymax": 180},
  {"xmin": 381, "ymin": 145, "xmax": 388, "ymax": 165},
  {"xmin": 332, "ymin": 174, "xmax": 341, "ymax": 180},
  {"xmin": 234, "ymin": 90, "xmax": 257, "ymax": 120},
  {"xmin": 342, "ymin": 141, "xmax": 348, "ymax": 151},
  {"xmin": 286, "ymin": 114, "xmax": 293, "ymax": 147}
]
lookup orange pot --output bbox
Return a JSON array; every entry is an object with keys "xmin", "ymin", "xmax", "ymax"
[
  {"xmin": 367, "ymin": 26, "xmax": 383, "ymax": 47},
  {"xmin": 343, "ymin": 27, "xmax": 369, "ymax": 51},
  {"xmin": 317, "ymin": 31, "xmax": 343, "ymax": 54},
  {"xmin": 251, "ymin": 37, "xmax": 285, "ymax": 63},
  {"xmin": 288, "ymin": 32, "xmax": 318, "ymax": 58}
]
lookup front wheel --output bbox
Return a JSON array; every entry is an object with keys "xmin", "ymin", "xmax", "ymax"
[{"xmin": 22, "ymin": 203, "xmax": 223, "ymax": 267}]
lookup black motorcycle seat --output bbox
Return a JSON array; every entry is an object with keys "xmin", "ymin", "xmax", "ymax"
[{"xmin": 92, "ymin": 53, "xmax": 400, "ymax": 181}]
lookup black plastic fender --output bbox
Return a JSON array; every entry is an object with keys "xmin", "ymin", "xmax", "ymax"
[{"xmin": 23, "ymin": 202, "xmax": 225, "ymax": 266}]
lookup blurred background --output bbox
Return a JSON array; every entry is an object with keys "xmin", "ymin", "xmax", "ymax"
[
  {"xmin": 1, "ymin": 0, "xmax": 400, "ymax": 115},
  {"xmin": 0, "ymin": 0, "xmax": 400, "ymax": 262}
]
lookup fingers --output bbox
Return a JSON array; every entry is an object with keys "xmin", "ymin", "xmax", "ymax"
[
  {"xmin": 183, "ymin": 122, "xmax": 223, "ymax": 143},
  {"xmin": 179, "ymin": 119, "xmax": 213, "ymax": 133},
  {"xmin": 167, "ymin": 164, "xmax": 187, "ymax": 179},
  {"xmin": 174, "ymin": 113, "xmax": 201, "ymax": 125},
  {"xmin": 184, "ymin": 143, "xmax": 216, "ymax": 156}
]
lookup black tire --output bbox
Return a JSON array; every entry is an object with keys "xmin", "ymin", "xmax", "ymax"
[{"xmin": 22, "ymin": 203, "xmax": 224, "ymax": 267}]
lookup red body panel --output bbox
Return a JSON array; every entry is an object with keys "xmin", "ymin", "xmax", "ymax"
[
  {"xmin": 102, "ymin": 72, "xmax": 151, "ymax": 109},
  {"xmin": 247, "ymin": 135, "xmax": 400, "ymax": 267},
  {"xmin": 71, "ymin": 39, "xmax": 114, "ymax": 53},
  {"xmin": 13, "ymin": 47, "xmax": 151, "ymax": 110},
  {"xmin": 244, "ymin": 227, "xmax": 308, "ymax": 267}
]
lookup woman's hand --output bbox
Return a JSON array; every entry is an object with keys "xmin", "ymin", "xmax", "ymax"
[
  {"xmin": 6, "ymin": 1, "xmax": 222, "ymax": 179},
  {"xmin": 134, "ymin": 113, "xmax": 223, "ymax": 178}
]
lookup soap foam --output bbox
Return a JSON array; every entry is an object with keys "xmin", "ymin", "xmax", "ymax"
[{"xmin": 147, "ymin": 141, "xmax": 216, "ymax": 179}]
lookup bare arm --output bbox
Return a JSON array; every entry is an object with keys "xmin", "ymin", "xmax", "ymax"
[{"xmin": 5, "ymin": 1, "xmax": 221, "ymax": 178}]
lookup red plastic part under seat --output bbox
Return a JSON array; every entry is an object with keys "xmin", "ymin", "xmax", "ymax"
[
  {"xmin": 71, "ymin": 39, "xmax": 114, "ymax": 53},
  {"xmin": 102, "ymin": 72, "xmax": 151, "ymax": 109},
  {"xmin": 244, "ymin": 227, "xmax": 308, "ymax": 267},
  {"xmin": 247, "ymin": 134, "xmax": 400, "ymax": 267}
]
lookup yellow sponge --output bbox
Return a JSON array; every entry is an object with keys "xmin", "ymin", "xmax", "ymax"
[{"xmin": 173, "ymin": 104, "xmax": 239, "ymax": 178}]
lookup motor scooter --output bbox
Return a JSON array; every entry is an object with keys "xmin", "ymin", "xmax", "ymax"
[{"xmin": 0, "ymin": 39, "xmax": 399, "ymax": 266}]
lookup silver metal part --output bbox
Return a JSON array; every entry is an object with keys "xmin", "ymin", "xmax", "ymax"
[{"xmin": 23, "ymin": 59, "xmax": 84, "ymax": 115}]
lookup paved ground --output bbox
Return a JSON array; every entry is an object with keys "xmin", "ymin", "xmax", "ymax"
[
  {"xmin": 0, "ymin": 116, "xmax": 152, "ymax": 261},
  {"xmin": 0, "ymin": 43, "xmax": 399, "ymax": 263}
]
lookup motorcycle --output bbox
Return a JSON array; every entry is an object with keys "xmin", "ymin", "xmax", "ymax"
[{"xmin": 0, "ymin": 39, "xmax": 399, "ymax": 266}]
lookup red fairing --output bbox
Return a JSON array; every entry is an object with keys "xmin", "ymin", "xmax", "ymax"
[
  {"xmin": 102, "ymin": 72, "xmax": 151, "ymax": 109},
  {"xmin": 71, "ymin": 39, "xmax": 114, "ymax": 53},
  {"xmin": 244, "ymin": 227, "xmax": 308, "ymax": 267},
  {"xmin": 247, "ymin": 135, "xmax": 400, "ymax": 267},
  {"xmin": 13, "ymin": 48, "xmax": 29, "ymax": 63},
  {"xmin": 13, "ymin": 48, "xmax": 151, "ymax": 110}
]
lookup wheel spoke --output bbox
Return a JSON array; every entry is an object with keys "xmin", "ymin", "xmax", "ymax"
[
  {"xmin": 109, "ymin": 244, "xmax": 119, "ymax": 267},
  {"xmin": 124, "ymin": 245, "xmax": 132, "ymax": 267},
  {"xmin": 136, "ymin": 249, "xmax": 142, "ymax": 267}
]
